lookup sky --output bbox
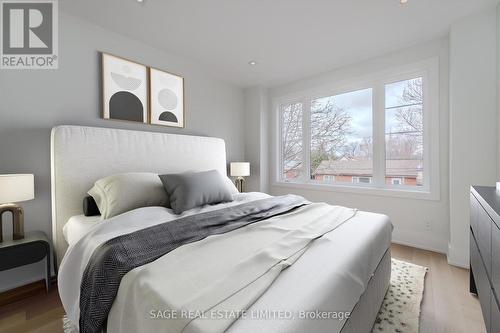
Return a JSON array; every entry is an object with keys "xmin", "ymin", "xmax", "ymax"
[
  {"xmin": 385, "ymin": 78, "xmax": 422, "ymax": 132},
  {"xmin": 313, "ymin": 88, "xmax": 372, "ymax": 145},
  {"xmin": 311, "ymin": 77, "xmax": 423, "ymax": 147}
]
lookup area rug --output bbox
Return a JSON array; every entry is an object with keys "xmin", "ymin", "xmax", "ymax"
[{"xmin": 371, "ymin": 258, "xmax": 428, "ymax": 333}]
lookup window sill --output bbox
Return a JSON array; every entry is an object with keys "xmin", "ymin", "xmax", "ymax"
[{"xmin": 272, "ymin": 181, "xmax": 440, "ymax": 201}]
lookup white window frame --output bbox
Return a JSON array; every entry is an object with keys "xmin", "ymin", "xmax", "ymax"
[
  {"xmin": 353, "ymin": 176, "xmax": 372, "ymax": 184},
  {"xmin": 272, "ymin": 58, "xmax": 440, "ymax": 201},
  {"xmin": 391, "ymin": 178, "xmax": 403, "ymax": 185}
]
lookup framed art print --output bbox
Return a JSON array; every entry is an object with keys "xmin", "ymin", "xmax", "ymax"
[
  {"xmin": 149, "ymin": 67, "xmax": 184, "ymax": 128},
  {"xmin": 102, "ymin": 53, "xmax": 148, "ymax": 123}
]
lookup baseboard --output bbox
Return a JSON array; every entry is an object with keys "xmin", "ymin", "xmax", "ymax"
[
  {"xmin": 392, "ymin": 240, "xmax": 444, "ymax": 254},
  {"xmin": 0, "ymin": 277, "xmax": 57, "ymax": 307},
  {"xmin": 392, "ymin": 229, "xmax": 448, "ymax": 254},
  {"xmin": 447, "ymin": 242, "xmax": 469, "ymax": 269},
  {"xmin": 447, "ymin": 257, "xmax": 469, "ymax": 269}
]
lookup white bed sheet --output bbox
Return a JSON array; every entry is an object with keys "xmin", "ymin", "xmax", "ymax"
[
  {"xmin": 59, "ymin": 192, "xmax": 272, "ymax": 324},
  {"xmin": 61, "ymin": 193, "xmax": 264, "ymax": 248},
  {"xmin": 59, "ymin": 192, "xmax": 392, "ymax": 333},
  {"xmin": 63, "ymin": 214, "xmax": 102, "ymax": 246},
  {"xmin": 227, "ymin": 209, "xmax": 391, "ymax": 333}
]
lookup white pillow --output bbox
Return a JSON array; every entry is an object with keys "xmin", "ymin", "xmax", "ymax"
[
  {"xmin": 88, "ymin": 173, "xmax": 169, "ymax": 219},
  {"xmin": 224, "ymin": 176, "xmax": 239, "ymax": 195}
]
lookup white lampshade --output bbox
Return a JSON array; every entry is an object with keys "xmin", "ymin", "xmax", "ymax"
[
  {"xmin": 0, "ymin": 174, "xmax": 35, "ymax": 204},
  {"xmin": 230, "ymin": 162, "xmax": 250, "ymax": 177}
]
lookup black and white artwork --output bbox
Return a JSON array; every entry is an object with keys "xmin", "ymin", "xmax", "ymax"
[
  {"xmin": 149, "ymin": 67, "xmax": 184, "ymax": 128},
  {"xmin": 102, "ymin": 53, "xmax": 148, "ymax": 123}
]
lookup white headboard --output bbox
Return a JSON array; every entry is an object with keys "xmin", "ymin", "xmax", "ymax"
[{"xmin": 51, "ymin": 125, "xmax": 229, "ymax": 263}]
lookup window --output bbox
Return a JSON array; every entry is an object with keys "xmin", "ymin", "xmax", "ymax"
[
  {"xmin": 323, "ymin": 175, "xmax": 335, "ymax": 181},
  {"xmin": 280, "ymin": 102, "xmax": 303, "ymax": 181},
  {"xmin": 275, "ymin": 59, "xmax": 438, "ymax": 199},
  {"xmin": 385, "ymin": 78, "xmax": 423, "ymax": 187},
  {"xmin": 310, "ymin": 89, "xmax": 373, "ymax": 185},
  {"xmin": 391, "ymin": 178, "xmax": 403, "ymax": 185},
  {"xmin": 353, "ymin": 176, "xmax": 372, "ymax": 184}
]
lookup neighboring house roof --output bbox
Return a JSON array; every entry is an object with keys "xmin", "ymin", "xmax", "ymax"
[{"xmin": 314, "ymin": 159, "xmax": 422, "ymax": 177}]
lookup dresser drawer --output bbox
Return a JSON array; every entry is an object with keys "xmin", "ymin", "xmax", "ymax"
[
  {"xmin": 0, "ymin": 241, "xmax": 47, "ymax": 271},
  {"xmin": 477, "ymin": 206, "xmax": 493, "ymax": 277},
  {"xmin": 471, "ymin": 193, "xmax": 480, "ymax": 237},
  {"xmin": 471, "ymin": 232, "xmax": 491, "ymax": 331},
  {"xmin": 493, "ymin": 223, "xmax": 500, "ymax": 300}
]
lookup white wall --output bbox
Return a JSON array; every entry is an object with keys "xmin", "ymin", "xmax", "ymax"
[
  {"xmin": 0, "ymin": 13, "xmax": 245, "ymax": 292},
  {"xmin": 243, "ymin": 87, "xmax": 270, "ymax": 193},
  {"xmin": 448, "ymin": 9, "xmax": 498, "ymax": 267},
  {"xmin": 242, "ymin": 6, "xmax": 500, "ymax": 269},
  {"xmin": 263, "ymin": 38, "xmax": 451, "ymax": 254},
  {"xmin": 498, "ymin": 4, "xmax": 500, "ymax": 179},
  {"xmin": 241, "ymin": 7, "xmax": 500, "ymax": 269}
]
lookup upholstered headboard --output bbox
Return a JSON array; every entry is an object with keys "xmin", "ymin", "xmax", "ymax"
[{"xmin": 51, "ymin": 125, "xmax": 229, "ymax": 263}]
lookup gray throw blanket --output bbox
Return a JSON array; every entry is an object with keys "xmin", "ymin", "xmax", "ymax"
[{"xmin": 79, "ymin": 195, "xmax": 308, "ymax": 333}]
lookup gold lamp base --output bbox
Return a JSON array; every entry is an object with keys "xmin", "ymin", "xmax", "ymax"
[
  {"xmin": 234, "ymin": 177, "xmax": 245, "ymax": 193},
  {"xmin": 0, "ymin": 203, "xmax": 25, "ymax": 243}
]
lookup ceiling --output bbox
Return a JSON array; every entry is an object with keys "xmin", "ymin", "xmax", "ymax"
[{"xmin": 61, "ymin": 0, "xmax": 498, "ymax": 87}]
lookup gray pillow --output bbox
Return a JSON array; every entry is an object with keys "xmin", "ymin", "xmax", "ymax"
[{"xmin": 159, "ymin": 170, "xmax": 233, "ymax": 214}]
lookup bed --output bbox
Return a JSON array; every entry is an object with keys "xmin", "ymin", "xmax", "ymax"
[{"xmin": 51, "ymin": 125, "xmax": 392, "ymax": 333}]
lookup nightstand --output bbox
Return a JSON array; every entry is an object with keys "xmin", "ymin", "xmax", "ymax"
[{"xmin": 0, "ymin": 231, "xmax": 52, "ymax": 291}]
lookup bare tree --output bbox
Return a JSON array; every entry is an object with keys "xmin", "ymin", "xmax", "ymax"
[
  {"xmin": 386, "ymin": 134, "xmax": 421, "ymax": 160},
  {"xmin": 396, "ymin": 78, "xmax": 423, "ymax": 133},
  {"xmin": 340, "ymin": 142, "xmax": 359, "ymax": 160},
  {"xmin": 283, "ymin": 79, "xmax": 423, "ymax": 179},
  {"xmin": 337, "ymin": 137, "xmax": 373, "ymax": 160},
  {"xmin": 281, "ymin": 103, "xmax": 303, "ymax": 177},
  {"xmin": 357, "ymin": 137, "xmax": 373, "ymax": 158},
  {"xmin": 388, "ymin": 77, "xmax": 424, "ymax": 160},
  {"xmin": 310, "ymin": 98, "xmax": 352, "ymax": 172},
  {"xmin": 281, "ymin": 98, "xmax": 353, "ymax": 178}
]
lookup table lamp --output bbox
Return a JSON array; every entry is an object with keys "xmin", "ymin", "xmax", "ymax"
[
  {"xmin": 0, "ymin": 174, "xmax": 34, "ymax": 242},
  {"xmin": 230, "ymin": 162, "xmax": 250, "ymax": 193}
]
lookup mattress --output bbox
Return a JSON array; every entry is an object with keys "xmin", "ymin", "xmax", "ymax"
[
  {"xmin": 226, "ymin": 210, "xmax": 391, "ymax": 333},
  {"xmin": 61, "ymin": 193, "xmax": 264, "ymax": 247},
  {"xmin": 62, "ymin": 214, "xmax": 102, "ymax": 246},
  {"xmin": 59, "ymin": 193, "xmax": 392, "ymax": 333}
]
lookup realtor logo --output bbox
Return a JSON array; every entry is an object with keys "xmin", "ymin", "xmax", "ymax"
[{"xmin": 1, "ymin": 0, "xmax": 58, "ymax": 69}]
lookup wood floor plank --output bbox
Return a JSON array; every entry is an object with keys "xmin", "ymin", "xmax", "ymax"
[
  {"xmin": 391, "ymin": 243, "xmax": 413, "ymax": 260},
  {"xmin": 0, "ymin": 244, "xmax": 486, "ymax": 332},
  {"xmin": 412, "ymin": 249, "xmax": 436, "ymax": 333},
  {"xmin": 0, "ymin": 311, "xmax": 25, "ymax": 332},
  {"xmin": 1, "ymin": 308, "xmax": 64, "ymax": 333},
  {"xmin": 26, "ymin": 289, "xmax": 63, "ymax": 320},
  {"xmin": 449, "ymin": 265, "xmax": 486, "ymax": 333}
]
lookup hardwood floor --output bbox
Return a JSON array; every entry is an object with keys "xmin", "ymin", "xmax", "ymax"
[
  {"xmin": 391, "ymin": 244, "xmax": 486, "ymax": 333},
  {"xmin": 0, "ymin": 285, "xmax": 64, "ymax": 333},
  {"xmin": 0, "ymin": 244, "xmax": 486, "ymax": 333}
]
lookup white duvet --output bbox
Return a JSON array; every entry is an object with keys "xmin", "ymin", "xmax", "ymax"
[{"xmin": 59, "ymin": 192, "xmax": 392, "ymax": 333}]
